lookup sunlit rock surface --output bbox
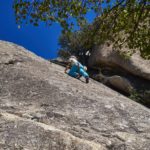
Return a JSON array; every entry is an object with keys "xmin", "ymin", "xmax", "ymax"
[{"xmin": 0, "ymin": 40, "xmax": 150, "ymax": 150}]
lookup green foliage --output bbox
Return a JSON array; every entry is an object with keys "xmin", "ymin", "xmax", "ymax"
[
  {"xmin": 13, "ymin": 0, "xmax": 150, "ymax": 58},
  {"xmin": 58, "ymin": 1, "xmax": 150, "ymax": 59},
  {"xmin": 129, "ymin": 89, "xmax": 142, "ymax": 102},
  {"xmin": 13, "ymin": 0, "xmax": 103, "ymax": 32},
  {"xmin": 90, "ymin": 1, "xmax": 150, "ymax": 59},
  {"xmin": 57, "ymin": 49, "xmax": 70, "ymax": 59},
  {"xmin": 118, "ymin": 51, "xmax": 133, "ymax": 60},
  {"xmin": 58, "ymin": 28, "xmax": 94, "ymax": 64},
  {"xmin": 130, "ymin": 89, "xmax": 150, "ymax": 108}
]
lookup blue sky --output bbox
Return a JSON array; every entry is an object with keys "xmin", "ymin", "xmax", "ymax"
[{"xmin": 0, "ymin": 1, "xmax": 95, "ymax": 59}]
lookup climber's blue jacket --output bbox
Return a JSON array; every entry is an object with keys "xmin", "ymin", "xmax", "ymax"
[{"xmin": 68, "ymin": 62, "xmax": 89, "ymax": 78}]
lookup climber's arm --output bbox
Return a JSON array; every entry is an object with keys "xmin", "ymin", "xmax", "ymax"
[{"xmin": 65, "ymin": 63, "xmax": 71, "ymax": 73}]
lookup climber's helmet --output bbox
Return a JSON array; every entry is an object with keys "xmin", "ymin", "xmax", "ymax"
[{"xmin": 68, "ymin": 56, "xmax": 78, "ymax": 65}]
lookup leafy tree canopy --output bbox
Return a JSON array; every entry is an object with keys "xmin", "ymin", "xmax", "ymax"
[
  {"xmin": 58, "ymin": 30, "xmax": 93, "ymax": 64},
  {"xmin": 13, "ymin": 0, "xmax": 150, "ymax": 59}
]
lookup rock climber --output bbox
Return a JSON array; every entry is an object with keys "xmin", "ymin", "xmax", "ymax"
[{"xmin": 65, "ymin": 56, "xmax": 89, "ymax": 83}]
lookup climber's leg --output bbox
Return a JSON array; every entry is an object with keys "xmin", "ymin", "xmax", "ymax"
[
  {"xmin": 68, "ymin": 71, "xmax": 79, "ymax": 78},
  {"xmin": 79, "ymin": 68, "xmax": 89, "ymax": 78},
  {"xmin": 68, "ymin": 65, "xmax": 79, "ymax": 78},
  {"xmin": 79, "ymin": 68, "xmax": 89, "ymax": 83}
]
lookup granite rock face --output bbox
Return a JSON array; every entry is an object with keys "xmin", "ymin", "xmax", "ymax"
[
  {"xmin": 88, "ymin": 44, "xmax": 150, "ymax": 107},
  {"xmin": 88, "ymin": 44, "xmax": 150, "ymax": 80},
  {"xmin": 0, "ymin": 40, "xmax": 150, "ymax": 150},
  {"xmin": 93, "ymin": 74, "xmax": 134, "ymax": 94}
]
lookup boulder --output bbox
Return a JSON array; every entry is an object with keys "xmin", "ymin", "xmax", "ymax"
[
  {"xmin": 0, "ymin": 40, "xmax": 150, "ymax": 150},
  {"xmin": 93, "ymin": 74, "xmax": 134, "ymax": 94},
  {"xmin": 88, "ymin": 44, "xmax": 150, "ymax": 80}
]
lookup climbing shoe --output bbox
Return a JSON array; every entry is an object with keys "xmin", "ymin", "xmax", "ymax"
[{"xmin": 86, "ymin": 77, "xmax": 89, "ymax": 83}]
